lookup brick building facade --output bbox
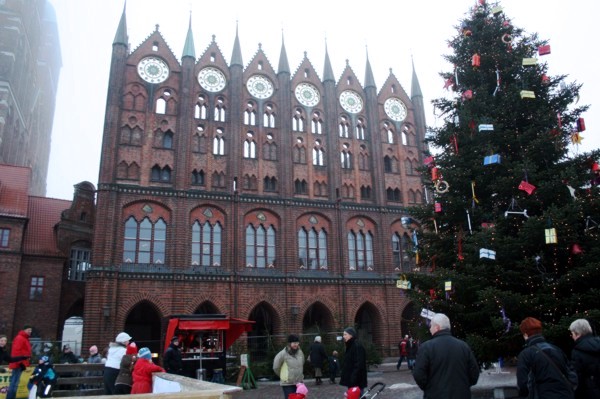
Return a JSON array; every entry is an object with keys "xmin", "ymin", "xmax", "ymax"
[
  {"xmin": 83, "ymin": 8, "xmax": 427, "ymax": 355},
  {"xmin": 0, "ymin": 163, "xmax": 95, "ymax": 341}
]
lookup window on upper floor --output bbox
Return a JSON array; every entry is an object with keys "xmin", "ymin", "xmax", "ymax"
[
  {"xmin": 347, "ymin": 230, "xmax": 374, "ymax": 271},
  {"xmin": 292, "ymin": 108, "xmax": 305, "ymax": 132},
  {"xmin": 244, "ymin": 132, "xmax": 256, "ymax": 159},
  {"xmin": 0, "ymin": 228, "xmax": 9, "ymax": 248},
  {"xmin": 341, "ymin": 150, "xmax": 352, "ymax": 169},
  {"xmin": 312, "ymin": 112, "xmax": 323, "ymax": 134},
  {"xmin": 123, "ymin": 217, "xmax": 166, "ymax": 264},
  {"xmin": 192, "ymin": 169, "xmax": 205, "ymax": 186},
  {"xmin": 191, "ymin": 221, "xmax": 222, "ymax": 267},
  {"xmin": 244, "ymin": 102, "xmax": 257, "ymax": 126},
  {"xmin": 294, "ymin": 179, "xmax": 308, "ymax": 195},
  {"xmin": 264, "ymin": 176, "xmax": 277, "ymax": 192},
  {"xmin": 245, "ymin": 224, "xmax": 276, "ymax": 268},
  {"xmin": 312, "ymin": 146, "xmax": 325, "ymax": 166},
  {"xmin": 214, "ymin": 97, "xmax": 226, "ymax": 122},
  {"xmin": 356, "ymin": 118, "xmax": 366, "ymax": 140},
  {"xmin": 339, "ymin": 116, "xmax": 350, "ymax": 138},
  {"xmin": 29, "ymin": 276, "xmax": 44, "ymax": 300},
  {"xmin": 298, "ymin": 227, "xmax": 328, "ymax": 270},
  {"xmin": 263, "ymin": 104, "xmax": 276, "ymax": 128},
  {"xmin": 213, "ymin": 136, "xmax": 225, "ymax": 155},
  {"xmin": 68, "ymin": 247, "xmax": 91, "ymax": 281}
]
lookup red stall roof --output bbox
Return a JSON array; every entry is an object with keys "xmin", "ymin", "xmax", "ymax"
[{"xmin": 164, "ymin": 315, "xmax": 255, "ymax": 351}]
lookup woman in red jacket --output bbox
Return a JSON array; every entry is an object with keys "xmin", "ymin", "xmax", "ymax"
[{"xmin": 131, "ymin": 347, "xmax": 164, "ymax": 394}]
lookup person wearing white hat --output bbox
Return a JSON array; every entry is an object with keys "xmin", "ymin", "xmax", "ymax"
[{"xmin": 103, "ymin": 332, "xmax": 131, "ymax": 395}]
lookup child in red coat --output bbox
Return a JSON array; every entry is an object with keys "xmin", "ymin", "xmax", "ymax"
[{"xmin": 131, "ymin": 347, "xmax": 164, "ymax": 394}]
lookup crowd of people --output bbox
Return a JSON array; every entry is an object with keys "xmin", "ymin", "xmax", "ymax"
[{"xmin": 2, "ymin": 314, "xmax": 600, "ymax": 398}]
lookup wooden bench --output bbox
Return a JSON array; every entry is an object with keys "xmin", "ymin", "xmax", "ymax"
[{"xmin": 52, "ymin": 363, "xmax": 104, "ymax": 397}]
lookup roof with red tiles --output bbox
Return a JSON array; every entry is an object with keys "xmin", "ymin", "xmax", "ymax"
[
  {"xmin": 0, "ymin": 164, "xmax": 31, "ymax": 217},
  {"xmin": 24, "ymin": 196, "xmax": 71, "ymax": 255}
]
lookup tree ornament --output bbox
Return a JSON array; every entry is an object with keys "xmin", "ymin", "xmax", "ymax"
[
  {"xmin": 480, "ymin": 248, "xmax": 497, "ymax": 259},
  {"xmin": 538, "ymin": 45, "xmax": 551, "ymax": 56},
  {"xmin": 472, "ymin": 53, "xmax": 481, "ymax": 67},
  {"xmin": 501, "ymin": 34, "xmax": 512, "ymax": 44},
  {"xmin": 522, "ymin": 58, "xmax": 538, "ymax": 66},
  {"xmin": 570, "ymin": 132, "xmax": 583, "ymax": 145},
  {"xmin": 505, "ymin": 198, "xmax": 529, "ymax": 218},
  {"xmin": 571, "ymin": 243, "xmax": 583, "ymax": 255},
  {"xmin": 483, "ymin": 153, "xmax": 501, "ymax": 165},
  {"xmin": 518, "ymin": 180, "xmax": 536, "ymax": 195},
  {"xmin": 462, "ymin": 90, "xmax": 473, "ymax": 100},
  {"xmin": 576, "ymin": 118, "xmax": 586, "ymax": 132},
  {"xmin": 471, "ymin": 181, "xmax": 479, "ymax": 205},
  {"xmin": 545, "ymin": 219, "xmax": 557, "ymax": 244},
  {"xmin": 520, "ymin": 90, "xmax": 536, "ymax": 99},
  {"xmin": 493, "ymin": 67, "xmax": 501, "ymax": 96},
  {"xmin": 478, "ymin": 124, "xmax": 494, "ymax": 132}
]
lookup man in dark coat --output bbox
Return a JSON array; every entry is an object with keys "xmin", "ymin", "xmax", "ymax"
[
  {"xmin": 339, "ymin": 327, "xmax": 367, "ymax": 394},
  {"xmin": 517, "ymin": 317, "xmax": 575, "ymax": 399},
  {"xmin": 412, "ymin": 313, "xmax": 479, "ymax": 399},
  {"xmin": 163, "ymin": 336, "xmax": 183, "ymax": 375},
  {"xmin": 569, "ymin": 318, "xmax": 600, "ymax": 399}
]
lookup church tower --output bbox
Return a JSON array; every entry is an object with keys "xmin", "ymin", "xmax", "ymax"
[{"xmin": 85, "ymin": 6, "xmax": 427, "ymax": 355}]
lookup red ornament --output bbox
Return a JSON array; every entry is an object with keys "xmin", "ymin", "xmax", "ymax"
[
  {"xmin": 541, "ymin": 74, "xmax": 550, "ymax": 84},
  {"xmin": 431, "ymin": 167, "xmax": 440, "ymax": 181},
  {"xmin": 434, "ymin": 202, "xmax": 442, "ymax": 213},
  {"xmin": 538, "ymin": 45, "xmax": 551, "ymax": 55},
  {"xmin": 472, "ymin": 53, "xmax": 481, "ymax": 67},
  {"xmin": 423, "ymin": 156, "xmax": 435, "ymax": 167},
  {"xmin": 571, "ymin": 244, "xmax": 583, "ymax": 255},
  {"xmin": 462, "ymin": 90, "xmax": 473, "ymax": 100},
  {"xmin": 592, "ymin": 162, "xmax": 599, "ymax": 172},
  {"xmin": 577, "ymin": 118, "xmax": 586, "ymax": 132},
  {"xmin": 518, "ymin": 181, "xmax": 536, "ymax": 195}
]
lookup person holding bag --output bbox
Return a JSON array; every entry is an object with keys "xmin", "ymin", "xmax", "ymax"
[{"xmin": 273, "ymin": 334, "xmax": 305, "ymax": 399}]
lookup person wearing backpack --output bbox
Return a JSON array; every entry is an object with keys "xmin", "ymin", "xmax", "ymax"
[
  {"xmin": 517, "ymin": 317, "xmax": 577, "ymax": 399},
  {"xmin": 569, "ymin": 318, "xmax": 600, "ymax": 399}
]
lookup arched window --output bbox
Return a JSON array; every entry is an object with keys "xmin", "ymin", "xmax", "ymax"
[
  {"xmin": 214, "ymin": 97, "xmax": 226, "ymax": 122},
  {"xmin": 244, "ymin": 133, "xmax": 257, "ymax": 158},
  {"xmin": 244, "ymin": 102, "xmax": 257, "ymax": 125},
  {"xmin": 293, "ymin": 146, "xmax": 306, "ymax": 164},
  {"xmin": 264, "ymin": 176, "xmax": 277, "ymax": 192},
  {"xmin": 123, "ymin": 216, "xmax": 166, "ymax": 264},
  {"xmin": 341, "ymin": 151, "xmax": 352, "ymax": 169},
  {"xmin": 192, "ymin": 169, "xmax": 205, "ymax": 186},
  {"xmin": 298, "ymin": 227, "xmax": 328, "ymax": 269},
  {"xmin": 360, "ymin": 185, "xmax": 371, "ymax": 199},
  {"xmin": 347, "ymin": 230, "xmax": 374, "ymax": 270},
  {"xmin": 245, "ymin": 224, "xmax": 276, "ymax": 268},
  {"xmin": 162, "ymin": 131, "xmax": 173, "ymax": 149},
  {"xmin": 292, "ymin": 108, "xmax": 304, "ymax": 131},
  {"xmin": 385, "ymin": 123, "xmax": 394, "ymax": 144},
  {"xmin": 263, "ymin": 104, "xmax": 276, "ymax": 127},
  {"xmin": 294, "ymin": 179, "xmax": 308, "ymax": 194},
  {"xmin": 392, "ymin": 233, "xmax": 401, "ymax": 269},
  {"xmin": 312, "ymin": 147, "xmax": 324, "ymax": 166},
  {"xmin": 355, "ymin": 118, "xmax": 366, "ymax": 140},
  {"xmin": 384, "ymin": 156, "xmax": 392, "ymax": 173},
  {"xmin": 156, "ymin": 98, "xmax": 166, "ymax": 114},
  {"xmin": 191, "ymin": 221, "xmax": 222, "ymax": 266},
  {"xmin": 213, "ymin": 136, "xmax": 225, "ymax": 155},
  {"xmin": 339, "ymin": 116, "xmax": 350, "ymax": 138},
  {"xmin": 311, "ymin": 112, "xmax": 323, "ymax": 134}
]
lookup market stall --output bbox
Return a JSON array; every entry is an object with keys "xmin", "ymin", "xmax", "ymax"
[{"xmin": 164, "ymin": 314, "xmax": 254, "ymax": 381}]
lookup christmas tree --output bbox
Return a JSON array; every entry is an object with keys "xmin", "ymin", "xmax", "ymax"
[{"xmin": 404, "ymin": 1, "xmax": 600, "ymax": 362}]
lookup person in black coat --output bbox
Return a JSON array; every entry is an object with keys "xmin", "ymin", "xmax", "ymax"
[
  {"xmin": 339, "ymin": 327, "xmax": 367, "ymax": 394},
  {"xmin": 163, "ymin": 336, "xmax": 183, "ymax": 375},
  {"xmin": 0, "ymin": 334, "xmax": 29, "ymax": 373},
  {"xmin": 412, "ymin": 313, "xmax": 479, "ymax": 399},
  {"xmin": 517, "ymin": 317, "xmax": 575, "ymax": 399},
  {"xmin": 309, "ymin": 336, "xmax": 327, "ymax": 385},
  {"xmin": 569, "ymin": 318, "xmax": 600, "ymax": 399}
]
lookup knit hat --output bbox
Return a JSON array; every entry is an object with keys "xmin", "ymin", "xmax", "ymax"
[
  {"xmin": 89, "ymin": 345, "xmax": 98, "ymax": 355},
  {"xmin": 171, "ymin": 335, "xmax": 179, "ymax": 342},
  {"xmin": 287, "ymin": 334, "xmax": 300, "ymax": 343},
  {"xmin": 40, "ymin": 356, "xmax": 49, "ymax": 363},
  {"xmin": 23, "ymin": 325, "xmax": 33, "ymax": 331},
  {"xmin": 344, "ymin": 327, "xmax": 357, "ymax": 337},
  {"xmin": 314, "ymin": 336, "xmax": 322, "ymax": 342},
  {"xmin": 115, "ymin": 332, "xmax": 132, "ymax": 343},
  {"xmin": 520, "ymin": 317, "xmax": 543, "ymax": 336},
  {"xmin": 126, "ymin": 342, "xmax": 138, "ymax": 355},
  {"xmin": 138, "ymin": 347, "xmax": 152, "ymax": 359}
]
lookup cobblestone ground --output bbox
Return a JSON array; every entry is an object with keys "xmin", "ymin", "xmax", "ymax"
[{"xmin": 234, "ymin": 359, "xmax": 518, "ymax": 399}]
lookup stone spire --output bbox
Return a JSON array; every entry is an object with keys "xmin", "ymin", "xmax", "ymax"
[
  {"xmin": 182, "ymin": 12, "xmax": 195, "ymax": 59},
  {"xmin": 364, "ymin": 46, "xmax": 376, "ymax": 89},
  {"xmin": 230, "ymin": 22, "xmax": 243, "ymax": 67},
  {"xmin": 323, "ymin": 40, "xmax": 335, "ymax": 83},
  {"xmin": 113, "ymin": 1, "xmax": 128, "ymax": 46},
  {"xmin": 277, "ymin": 31, "xmax": 290, "ymax": 74}
]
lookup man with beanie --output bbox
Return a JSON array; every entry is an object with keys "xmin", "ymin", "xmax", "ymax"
[
  {"xmin": 273, "ymin": 334, "xmax": 305, "ymax": 399},
  {"xmin": 163, "ymin": 336, "xmax": 183, "ymax": 375},
  {"xmin": 340, "ymin": 327, "xmax": 367, "ymax": 394},
  {"xmin": 6, "ymin": 325, "xmax": 32, "ymax": 399},
  {"xmin": 412, "ymin": 314, "xmax": 479, "ymax": 399},
  {"xmin": 569, "ymin": 318, "xmax": 600, "ymax": 399},
  {"xmin": 517, "ymin": 317, "xmax": 576, "ymax": 399},
  {"xmin": 309, "ymin": 335, "xmax": 327, "ymax": 385}
]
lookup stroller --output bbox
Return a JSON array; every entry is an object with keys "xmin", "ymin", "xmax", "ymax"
[{"xmin": 346, "ymin": 382, "xmax": 386, "ymax": 399}]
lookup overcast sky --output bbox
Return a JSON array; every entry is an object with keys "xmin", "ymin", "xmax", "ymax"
[{"xmin": 46, "ymin": 0, "xmax": 599, "ymax": 200}]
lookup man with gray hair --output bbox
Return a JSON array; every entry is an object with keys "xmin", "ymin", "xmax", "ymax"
[
  {"xmin": 412, "ymin": 313, "xmax": 479, "ymax": 399},
  {"xmin": 569, "ymin": 318, "xmax": 600, "ymax": 398}
]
